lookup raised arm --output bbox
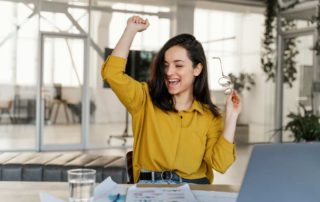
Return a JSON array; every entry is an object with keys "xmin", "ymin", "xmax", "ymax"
[
  {"xmin": 111, "ymin": 16, "xmax": 149, "ymax": 59},
  {"xmin": 101, "ymin": 16, "xmax": 150, "ymax": 114}
]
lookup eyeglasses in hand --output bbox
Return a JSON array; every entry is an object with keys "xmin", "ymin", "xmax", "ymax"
[{"xmin": 212, "ymin": 57, "xmax": 233, "ymax": 95}]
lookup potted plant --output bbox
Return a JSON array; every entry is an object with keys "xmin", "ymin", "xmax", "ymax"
[
  {"xmin": 284, "ymin": 104, "xmax": 320, "ymax": 142},
  {"xmin": 228, "ymin": 73, "xmax": 255, "ymax": 94},
  {"xmin": 227, "ymin": 73, "xmax": 255, "ymax": 127}
]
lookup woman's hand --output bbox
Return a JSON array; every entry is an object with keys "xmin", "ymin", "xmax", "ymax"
[
  {"xmin": 222, "ymin": 90, "xmax": 241, "ymax": 143},
  {"xmin": 126, "ymin": 16, "xmax": 150, "ymax": 33},
  {"xmin": 225, "ymin": 90, "xmax": 241, "ymax": 118},
  {"xmin": 111, "ymin": 16, "xmax": 149, "ymax": 58}
]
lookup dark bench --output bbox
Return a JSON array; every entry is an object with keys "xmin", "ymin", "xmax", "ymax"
[{"xmin": 0, "ymin": 152, "xmax": 127, "ymax": 183}]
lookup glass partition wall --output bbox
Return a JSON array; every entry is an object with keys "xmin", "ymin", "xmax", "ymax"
[
  {"xmin": 278, "ymin": 1, "xmax": 319, "ymax": 143},
  {"xmin": 40, "ymin": 32, "xmax": 87, "ymax": 150},
  {"xmin": 0, "ymin": 0, "xmax": 92, "ymax": 151},
  {"xmin": 0, "ymin": 0, "xmax": 172, "ymax": 151},
  {"xmin": 282, "ymin": 34, "xmax": 314, "ymax": 142},
  {"xmin": 0, "ymin": 0, "xmax": 38, "ymax": 150}
]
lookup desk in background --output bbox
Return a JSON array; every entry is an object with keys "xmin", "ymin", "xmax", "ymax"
[{"xmin": 50, "ymin": 99, "xmax": 73, "ymax": 124}]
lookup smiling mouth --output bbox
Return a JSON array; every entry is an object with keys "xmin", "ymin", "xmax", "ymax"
[{"xmin": 167, "ymin": 79, "xmax": 180, "ymax": 85}]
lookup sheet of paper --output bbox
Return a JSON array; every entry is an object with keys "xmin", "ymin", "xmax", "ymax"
[
  {"xmin": 92, "ymin": 177, "xmax": 127, "ymax": 202},
  {"xmin": 39, "ymin": 177, "xmax": 127, "ymax": 202},
  {"xmin": 125, "ymin": 184, "xmax": 197, "ymax": 202},
  {"xmin": 192, "ymin": 190, "xmax": 238, "ymax": 202}
]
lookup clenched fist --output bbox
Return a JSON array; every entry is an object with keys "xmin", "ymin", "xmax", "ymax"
[{"xmin": 126, "ymin": 16, "xmax": 150, "ymax": 33}]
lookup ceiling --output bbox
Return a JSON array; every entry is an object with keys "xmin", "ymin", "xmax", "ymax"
[
  {"xmin": 204, "ymin": 0, "xmax": 265, "ymax": 7},
  {"xmin": 40, "ymin": 0, "xmax": 266, "ymax": 7}
]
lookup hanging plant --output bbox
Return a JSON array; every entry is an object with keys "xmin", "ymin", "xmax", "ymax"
[
  {"xmin": 282, "ymin": 18, "xmax": 299, "ymax": 88},
  {"xmin": 261, "ymin": 0, "xmax": 298, "ymax": 88},
  {"xmin": 310, "ymin": 1, "xmax": 320, "ymax": 55},
  {"xmin": 261, "ymin": 0, "xmax": 277, "ymax": 82}
]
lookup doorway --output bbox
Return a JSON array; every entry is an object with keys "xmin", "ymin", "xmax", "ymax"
[{"xmin": 39, "ymin": 32, "xmax": 87, "ymax": 151}]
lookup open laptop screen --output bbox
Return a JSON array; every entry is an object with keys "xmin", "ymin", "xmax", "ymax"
[{"xmin": 237, "ymin": 143, "xmax": 320, "ymax": 202}]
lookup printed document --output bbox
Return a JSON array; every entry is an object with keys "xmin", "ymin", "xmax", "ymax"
[
  {"xmin": 192, "ymin": 190, "xmax": 238, "ymax": 202},
  {"xmin": 125, "ymin": 184, "xmax": 197, "ymax": 202}
]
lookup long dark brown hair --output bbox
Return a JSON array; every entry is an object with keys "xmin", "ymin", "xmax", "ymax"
[{"xmin": 148, "ymin": 33, "xmax": 220, "ymax": 117}]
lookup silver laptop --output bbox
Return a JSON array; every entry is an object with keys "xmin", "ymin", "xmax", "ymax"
[{"xmin": 237, "ymin": 143, "xmax": 320, "ymax": 202}]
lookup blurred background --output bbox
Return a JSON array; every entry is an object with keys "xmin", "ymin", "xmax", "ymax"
[{"xmin": 0, "ymin": 0, "xmax": 319, "ymax": 185}]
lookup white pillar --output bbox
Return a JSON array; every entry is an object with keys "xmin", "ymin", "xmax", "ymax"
[
  {"xmin": 275, "ymin": 14, "xmax": 283, "ymax": 143},
  {"xmin": 172, "ymin": 0, "xmax": 196, "ymax": 35}
]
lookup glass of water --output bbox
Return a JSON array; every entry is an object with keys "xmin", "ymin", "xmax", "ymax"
[{"xmin": 68, "ymin": 169, "xmax": 96, "ymax": 202}]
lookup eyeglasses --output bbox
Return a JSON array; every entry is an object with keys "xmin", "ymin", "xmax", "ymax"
[{"xmin": 212, "ymin": 57, "xmax": 233, "ymax": 95}]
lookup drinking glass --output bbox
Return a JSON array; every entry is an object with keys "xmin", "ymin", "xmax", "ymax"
[
  {"xmin": 68, "ymin": 169, "xmax": 96, "ymax": 202},
  {"xmin": 212, "ymin": 57, "xmax": 233, "ymax": 94}
]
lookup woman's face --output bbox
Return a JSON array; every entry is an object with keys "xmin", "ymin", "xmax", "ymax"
[{"xmin": 163, "ymin": 45, "xmax": 202, "ymax": 96}]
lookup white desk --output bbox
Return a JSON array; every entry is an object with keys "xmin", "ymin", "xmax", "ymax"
[{"xmin": 0, "ymin": 181, "xmax": 240, "ymax": 202}]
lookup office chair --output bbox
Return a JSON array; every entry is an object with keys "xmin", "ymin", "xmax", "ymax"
[{"xmin": 126, "ymin": 151, "xmax": 134, "ymax": 184}]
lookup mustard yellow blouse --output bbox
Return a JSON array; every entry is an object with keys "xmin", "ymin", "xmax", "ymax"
[{"xmin": 101, "ymin": 56, "xmax": 236, "ymax": 183}]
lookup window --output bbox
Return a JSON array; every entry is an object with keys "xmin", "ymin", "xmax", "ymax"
[
  {"xmin": 194, "ymin": 8, "xmax": 264, "ymax": 91},
  {"xmin": 0, "ymin": 2, "xmax": 37, "ymax": 86}
]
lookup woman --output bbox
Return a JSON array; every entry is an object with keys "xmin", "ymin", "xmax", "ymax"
[{"xmin": 101, "ymin": 16, "xmax": 241, "ymax": 184}]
